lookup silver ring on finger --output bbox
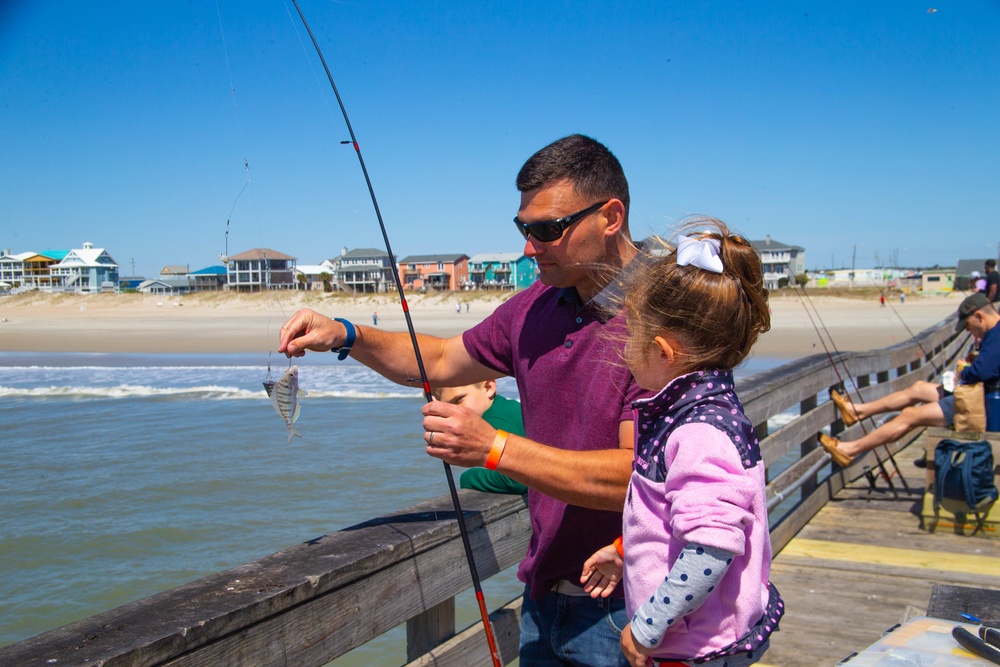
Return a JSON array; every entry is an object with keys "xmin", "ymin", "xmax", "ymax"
[{"xmin": 428, "ymin": 431, "xmax": 434, "ymax": 446}]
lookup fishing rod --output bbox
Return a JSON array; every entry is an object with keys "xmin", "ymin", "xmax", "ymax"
[
  {"xmin": 288, "ymin": 3, "xmax": 503, "ymax": 664},
  {"xmin": 792, "ymin": 281, "xmax": 909, "ymax": 494},
  {"xmin": 786, "ymin": 275, "xmax": 908, "ymax": 495},
  {"xmin": 875, "ymin": 284, "xmax": 943, "ymax": 375}
]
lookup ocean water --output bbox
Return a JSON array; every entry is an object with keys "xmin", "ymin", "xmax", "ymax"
[{"xmin": 0, "ymin": 351, "xmax": 786, "ymax": 662}]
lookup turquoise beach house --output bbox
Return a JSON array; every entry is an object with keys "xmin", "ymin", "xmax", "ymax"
[{"xmin": 467, "ymin": 253, "xmax": 537, "ymax": 290}]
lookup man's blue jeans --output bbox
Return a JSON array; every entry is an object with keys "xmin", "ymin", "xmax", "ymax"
[{"xmin": 519, "ymin": 586, "xmax": 630, "ymax": 667}]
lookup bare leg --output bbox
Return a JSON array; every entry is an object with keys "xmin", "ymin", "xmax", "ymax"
[
  {"xmin": 849, "ymin": 381, "xmax": 942, "ymax": 421},
  {"xmin": 837, "ymin": 401, "xmax": 948, "ymax": 459}
]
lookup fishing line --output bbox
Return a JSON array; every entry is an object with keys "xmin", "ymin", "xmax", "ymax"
[
  {"xmin": 215, "ymin": 0, "xmax": 289, "ymax": 395},
  {"xmin": 787, "ymin": 278, "xmax": 907, "ymax": 495},
  {"xmin": 792, "ymin": 282, "xmax": 908, "ymax": 492},
  {"xmin": 286, "ymin": 3, "xmax": 503, "ymax": 664},
  {"xmin": 875, "ymin": 284, "xmax": 944, "ymax": 375}
]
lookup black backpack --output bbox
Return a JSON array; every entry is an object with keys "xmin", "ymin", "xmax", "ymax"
[{"xmin": 933, "ymin": 439, "xmax": 999, "ymax": 511}]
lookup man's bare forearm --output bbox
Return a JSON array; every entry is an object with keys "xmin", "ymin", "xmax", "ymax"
[
  {"xmin": 497, "ymin": 437, "xmax": 632, "ymax": 510},
  {"xmin": 350, "ymin": 326, "xmax": 494, "ymax": 387}
]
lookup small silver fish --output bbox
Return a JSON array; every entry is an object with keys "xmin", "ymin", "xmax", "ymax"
[{"xmin": 270, "ymin": 365, "xmax": 306, "ymax": 445}]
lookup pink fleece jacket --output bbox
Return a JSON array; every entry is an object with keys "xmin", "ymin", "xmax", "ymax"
[{"xmin": 622, "ymin": 370, "xmax": 780, "ymax": 662}]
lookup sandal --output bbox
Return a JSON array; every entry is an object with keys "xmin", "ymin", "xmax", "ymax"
[
  {"xmin": 819, "ymin": 433, "xmax": 853, "ymax": 468},
  {"xmin": 830, "ymin": 389, "xmax": 859, "ymax": 426}
]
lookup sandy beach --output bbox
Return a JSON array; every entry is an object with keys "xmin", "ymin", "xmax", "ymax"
[{"xmin": 0, "ymin": 289, "xmax": 962, "ymax": 360}]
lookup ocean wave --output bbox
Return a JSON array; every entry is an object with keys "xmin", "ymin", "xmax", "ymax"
[
  {"xmin": 0, "ymin": 385, "xmax": 423, "ymax": 401},
  {"xmin": 0, "ymin": 365, "xmax": 268, "ymax": 371},
  {"xmin": 308, "ymin": 389, "xmax": 422, "ymax": 400},
  {"xmin": 0, "ymin": 385, "xmax": 259, "ymax": 400}
]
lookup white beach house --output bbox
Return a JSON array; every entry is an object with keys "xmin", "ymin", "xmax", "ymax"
[{"xmin": 48, "ymin": 242, "xmax": 120, "ymax": 293}]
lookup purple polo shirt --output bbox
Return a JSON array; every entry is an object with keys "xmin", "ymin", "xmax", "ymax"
[{"xmin": 463, "ymin": 281, "xmax": 651, "ymax": 598}]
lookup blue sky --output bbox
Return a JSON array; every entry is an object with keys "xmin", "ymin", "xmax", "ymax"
[{"xmin": 1, "ymin": 1, "xmax": 998, "ymax": 277}]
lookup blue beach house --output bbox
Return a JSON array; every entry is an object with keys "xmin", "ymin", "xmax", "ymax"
[
  {"xmin": 48, "ymin": 242, "xmax": 119, "ymax": 293},
  {"xmin": 190, "ymin": 266, "xmax": 227, "ymax": 291},
  {"xmin": 467, "ymin": 253, "xmax": 537, "ymax": 290}
]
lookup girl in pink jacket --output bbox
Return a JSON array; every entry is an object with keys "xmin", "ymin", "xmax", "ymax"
[{"xmin": 581, "ymin": 220, "xmax": 783, "ymax": 667}]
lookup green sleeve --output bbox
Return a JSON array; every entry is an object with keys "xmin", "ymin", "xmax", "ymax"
[
  {"xmin": 460, "ymin": 467, "xmax": 528, "ymax": 495},
  {"xmin": 460, "ymin": 393, "xmax": 527, "ymax": 495}
]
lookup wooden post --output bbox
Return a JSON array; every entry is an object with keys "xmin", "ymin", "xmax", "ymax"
[
  {"xmin": 799, "ymin": 394, "xmax": 818, "ymax": 496},
  {"xmin": 407, "ymin": 598, "xmax": 456, "ymax": 661}
]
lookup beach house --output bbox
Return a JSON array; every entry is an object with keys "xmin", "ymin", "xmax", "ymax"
[
  {"xmin": 920, "ymin": 268, "xmax": 954, "ymax": 294},
  {"xmin": 138, "ymin": 265, "xmax": 227, "ymax": 294},
  {"xmin": 819, "ymin": 268, "xmax": 906, "ymax": 288},
  {"xmin": 48, "ymin": 242, "xmax": 120, "ymax": 293},
  {"xmin": 397, "ymin": 254, "xmax": 469, "ymax": 291},
  {"xmin": 136, "ymin": 277, "xmax": 189, "ymax": 295},
  {"xmin": 225, "ymin": 249, "xmax": 297, "ymax": 292},
  {"xmin": 1, "ymin": 250, "xmax": 71, "ymax": 291},
  {"xmin": 294, "ymin": 263, "xmax": 331, "ymax": 291},
  {"xmin": 0, "ymin": 251, "xmax": 33, "ymax": 289},
  {"xmin": 750, "ymin": 236, "xmax": 805, "ymax": 290},
  {"xmin": 333, "ymin": 248, "xmax": 394, "ymax": 293},
  {"xmin": 189, "ymin": 266, "xmax": 227, "ymax": 291},
  {"xmin": 466, "ymin": 253, "xmax": 537, "ymax": 290}
]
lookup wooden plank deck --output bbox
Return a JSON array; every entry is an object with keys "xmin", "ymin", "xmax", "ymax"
[{"xmin": 762, "ymin": 429, "xmax": 1000, "ymax": 667}]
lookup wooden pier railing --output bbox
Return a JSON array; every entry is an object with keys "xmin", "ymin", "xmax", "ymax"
[{"xmin": 0, "ymin": 312, "xmax": 969, "ymax": 667}]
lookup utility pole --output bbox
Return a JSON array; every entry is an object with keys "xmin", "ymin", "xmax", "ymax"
[{"xmin": 850, "ymin": 245, "xmax": 856, "ymax": 290}]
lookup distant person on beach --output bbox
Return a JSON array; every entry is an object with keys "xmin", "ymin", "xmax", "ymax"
[
  {"xmin": 372, "ymin": 311, "xmax": 378, "ymax": 326},
  {"xmin": 821, "ymin": 292, "xmax": 1000, "ymax": 467},
  {"xmin": 279, "ymin": 134, "xmax": 650, "ymax": 667},
  {"xmin": 577, "ymin": 221, "xmax": 782, "ymax": 667},
  {"xmin": 431, "ymin": 380, "xmax": 527, "ymax": 495},
  {"xmin": 985, "ymin": 260, "xmax": 999, "ymax": 302},
  {"xmin": 880, "ymin": 295, "xmax": 885, "ymax": 308}
]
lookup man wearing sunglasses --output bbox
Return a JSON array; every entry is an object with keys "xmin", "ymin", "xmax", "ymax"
[{"xmin": 279, "ymin": 134, "xmax": 647, "ymax": 667}]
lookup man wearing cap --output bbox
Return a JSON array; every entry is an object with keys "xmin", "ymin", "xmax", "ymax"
[{"xmin": 819, "ymin": 293, "xmax": 1000, "ymax": 467}]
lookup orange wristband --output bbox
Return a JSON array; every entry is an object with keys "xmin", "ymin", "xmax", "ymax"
[
  {"xmin": 485, "ymin": 429, "xmax": 509, "ymax": 470},
  {"xmin": 614, "ymin": 536, "xmax": 624, "ymax": 557}
]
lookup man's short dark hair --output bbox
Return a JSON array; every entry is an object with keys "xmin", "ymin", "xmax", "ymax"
[
  {"xmin": 516, "ymin": 134, "xmax": 630, "ymax": 218},
  {"xmin": 987, "ymin": 259, "xmax": 996, "ymax": 269}
]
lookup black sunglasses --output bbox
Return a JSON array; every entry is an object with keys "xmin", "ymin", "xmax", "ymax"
[{"xmin": 513, "ymin": 200, "xmax": 610, "ymax": 243}]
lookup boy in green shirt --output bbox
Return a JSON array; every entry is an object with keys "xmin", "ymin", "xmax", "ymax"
[{"xmin": 431, "ymin": 380, "xmax": 527, "ymax": 495}]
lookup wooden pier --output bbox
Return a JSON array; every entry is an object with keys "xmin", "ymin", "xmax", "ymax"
[
  {"xmin": 764, "ymin": 427, "xmax": 1000, "ymax": 666},
  {"xmin": 2, "ymin": 312, "xmax": 999, "ymax": 666}
]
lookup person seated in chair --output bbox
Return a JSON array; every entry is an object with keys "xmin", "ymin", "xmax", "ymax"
[{"xmin": 820, "ymin": 293, "xmax": 1000, "ymax": 467}]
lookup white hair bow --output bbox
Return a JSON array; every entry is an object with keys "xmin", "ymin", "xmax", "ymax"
[{"xmin": 676, "ymin": 235, "xmax": 724, "ymax": 274}]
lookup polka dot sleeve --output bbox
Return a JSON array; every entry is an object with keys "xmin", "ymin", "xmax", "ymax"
[{"xmin": 630, "ymin": 542, "xmax": 735, "ymax": 650}]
